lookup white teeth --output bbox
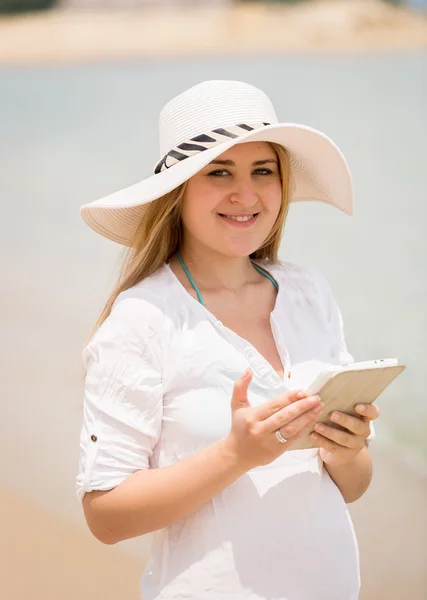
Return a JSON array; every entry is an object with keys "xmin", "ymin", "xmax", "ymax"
[{"xmin": 224, "ymin": 214, "xmax": 255, "ymax": 222}]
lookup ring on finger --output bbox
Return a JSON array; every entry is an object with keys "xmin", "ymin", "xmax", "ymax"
[{"xmin": 275, "ymin": 429, "xmax": 287, "ymax": 444}]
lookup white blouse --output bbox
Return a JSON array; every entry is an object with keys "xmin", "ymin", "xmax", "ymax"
[{"xmin": 76, "ymin": 259, "xmax": 374, "ymax": 600}]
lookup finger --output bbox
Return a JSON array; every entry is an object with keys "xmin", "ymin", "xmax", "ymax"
[
  {"xmin": 310, "ymin": 431, "xmax": 360, "ymax": 454},
  {"xmin": 328, "ymin": 411, "xmax": 368, "ymax": 436},
  {"xmin": 312, "ymin": 423, "xmax": 362, "ymax": 449},
  {"xmin": 263, "ymin": 395, "xmax": 322, "ymax": 433},
  {"xmin": 230, "ymin": 369, "xmax": 252, "ymax": 411},
  {"xmin": 276, "ymin": 403, "xmax": 324, "ymax": 440},
  {"xmin": 254, "ymin": 389, "xmax": 308, "ymax": 420},
  {"xmin": 355, "ymin": 403, "xmax": 380, "ymax": 421}
]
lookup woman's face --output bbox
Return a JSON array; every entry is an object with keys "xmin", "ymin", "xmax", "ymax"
[{"xmin": 180, "ymin": 141, "xmax": 282, "ymax": 258}]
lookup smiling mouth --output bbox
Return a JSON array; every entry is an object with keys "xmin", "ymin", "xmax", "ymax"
[{"xmin": 218, "ymin": 213, "xmax": 259, "ymax": 222}]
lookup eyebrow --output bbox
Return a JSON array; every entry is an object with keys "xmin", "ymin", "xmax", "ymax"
[{"xmin": 208, "ymin": 158, "xmax": 278, "ymax": 167}]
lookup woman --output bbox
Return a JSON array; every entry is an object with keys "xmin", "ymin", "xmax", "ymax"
[{"xmin": 76, "ymin": 80, "xmax": 379, "ymax": 600}]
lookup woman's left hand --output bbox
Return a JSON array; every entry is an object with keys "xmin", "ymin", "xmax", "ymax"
[{"xmin": 310, "ymin": 403, "xmax": 380, "ymax": 466}]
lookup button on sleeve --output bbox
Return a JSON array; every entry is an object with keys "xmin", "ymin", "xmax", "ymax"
[{"xmin": 76, "ymin": 295, "xmax": 164, "ymax": 503}]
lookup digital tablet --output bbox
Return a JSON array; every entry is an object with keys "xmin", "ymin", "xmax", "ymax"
[{"xmin": 288, "ymin": 359, "xmax": 406, "ymax": 450}]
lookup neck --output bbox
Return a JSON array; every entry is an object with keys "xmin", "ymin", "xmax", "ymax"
[{"xmin": 177, "ymin": 241, "xmax": 259, "ymax": 292}]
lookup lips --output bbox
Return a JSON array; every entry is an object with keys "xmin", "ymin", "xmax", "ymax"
[
  {"xmin": 217, "ymin": 213, "xmax": 259, "ymax": 227},
  {"xmin": 218, "ymin": 213, "xmax": 259, "ymax": 222}
]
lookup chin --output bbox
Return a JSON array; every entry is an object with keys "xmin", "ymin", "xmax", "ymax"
[{"xmin": 214, "ymin": 243, "xmax": 261, "ymax": 259}]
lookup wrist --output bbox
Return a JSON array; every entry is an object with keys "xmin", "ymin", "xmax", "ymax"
[
  {"xmin": 321, "ymin": 445, "xmax": 366, "ymax": 469},
  {"xmin": 217, "ymin": 436, "xmax": 251, "ymax": 477},
  {"xmin": 323, "ymin": 447, "xmax": 372, "ymax": 503}
]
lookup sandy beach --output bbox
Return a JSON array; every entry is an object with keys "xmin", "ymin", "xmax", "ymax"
[
  {"xmin": 0, "ymin": 1, "xmax": 427, "ymax": 65},
  {"xmin": 2, "ymin": 446, "xmax": 426, "ymax": 599}
]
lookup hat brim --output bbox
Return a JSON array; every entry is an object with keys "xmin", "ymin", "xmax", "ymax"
[{"xmin": 80, "ymin": 123, "xmax": 353, "ymax": 246}]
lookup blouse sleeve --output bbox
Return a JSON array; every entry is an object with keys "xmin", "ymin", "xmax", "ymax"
[
  {"xmin": 76, "ymin": 293, "xmax": 164, "ymax": 503},
  {"xmin": 320, "ymin": 272, "xmax": 376, "ymax": 446}
]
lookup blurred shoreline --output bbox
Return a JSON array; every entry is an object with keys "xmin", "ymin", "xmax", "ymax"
[{"xmin": 1, "ymin": 0, "xmax": 427, "ymax": 66}]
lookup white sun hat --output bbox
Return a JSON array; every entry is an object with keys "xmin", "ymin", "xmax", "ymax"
[{"xmin": 80, "ymin": 80, "xmax": 353, "ymax": 246}]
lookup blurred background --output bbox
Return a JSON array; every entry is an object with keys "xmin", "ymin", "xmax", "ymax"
[{"xmin": 1, "ymin": 0, "xmax": 426, "ymax": 598}]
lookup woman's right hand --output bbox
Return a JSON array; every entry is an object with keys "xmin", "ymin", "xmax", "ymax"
[{"xmin": 224, "ymin": 369, "xmax": 323, "ymax": 471}]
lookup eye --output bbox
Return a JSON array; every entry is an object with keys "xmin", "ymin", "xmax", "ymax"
[
  {"xmin": 253, "ymin": 168, "xmax": 273, "ymax": 175},
  {"xmin": 207, "ymin": 169, "xmax": 230, "ymax": 177}
]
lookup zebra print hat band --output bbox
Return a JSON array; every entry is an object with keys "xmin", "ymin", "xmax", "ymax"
[{"xmin": 154, "ymin": 122, "xmax": 271, "ymax": 174}]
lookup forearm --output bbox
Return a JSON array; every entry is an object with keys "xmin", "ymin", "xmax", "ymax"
[
  {"xmin": 325, "ymin": 446, "xmax": 373, "ymax": 503},
  {"xmin": 83, "ymin": 438, "xmax": 246, "ymax": 544}
]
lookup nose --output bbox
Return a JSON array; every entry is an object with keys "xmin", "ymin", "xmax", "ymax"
[{"xmin": 228, "ymin": 176, "xmax": 259, "ymax": 207}]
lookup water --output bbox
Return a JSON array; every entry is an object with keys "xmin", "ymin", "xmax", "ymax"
[{"xmin": 1, "ymin": 54, "xmax": 426, "ymax": 518}]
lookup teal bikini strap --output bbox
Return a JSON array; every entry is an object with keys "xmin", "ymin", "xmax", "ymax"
[
  {"xmin": 251, "ymin": 261, "xmax": 279, "ymax": 290},
  {"xmin": 177, "ymin": 251, "xmax": 278, "ymax": 305},
  {"xmin": 178, "ymin": 251, "xmax": 205, "ymax": 306}
]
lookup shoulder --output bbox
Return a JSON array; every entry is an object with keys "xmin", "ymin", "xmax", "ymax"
[
  {"xmin": 263, "ymin": 258, "xmax": 333, "ymax": 296},
  {"xmin": 84, "ymin": 264, "xmax": 175, "ymax": 362},
  {"xmin": 111, "ymin": 263, "xmax": 174, "ymax": 328}
]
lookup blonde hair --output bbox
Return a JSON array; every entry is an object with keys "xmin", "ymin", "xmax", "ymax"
[{"xmin": 84, "ymin": 142, "xmax": 291, "ymax": 348}]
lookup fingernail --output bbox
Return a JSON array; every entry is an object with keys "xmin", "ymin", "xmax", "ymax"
[
  {"xmin": 296, "ymin": 390, "xmax": 307, "ymax": 399},
  {"xmin": 357, "ymin": 404, "xmax": 366, "ymax": 412}
]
